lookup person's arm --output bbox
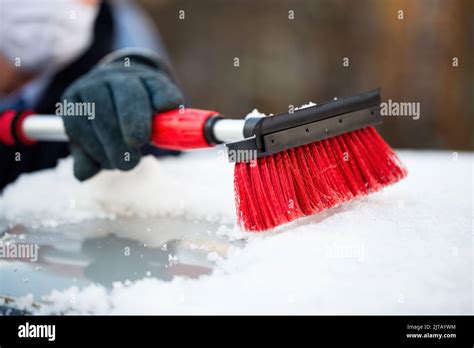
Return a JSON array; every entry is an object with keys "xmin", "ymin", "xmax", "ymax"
[{"xmin": 61, "ymin": 48, "xmax": 184, "ymax": 181}]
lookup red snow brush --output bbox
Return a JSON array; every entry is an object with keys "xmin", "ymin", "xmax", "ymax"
[
  {"xmin": 227, "ymin": 89, "xmax": 407, "ymax": 231},
  {"xmin": 0, "ymin": 88, "xmax": 406, "ymax": 232}
]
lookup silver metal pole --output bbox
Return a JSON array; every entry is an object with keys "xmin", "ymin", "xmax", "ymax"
[
  {"xmin": 21, "ymin": 115, "xmax": 251, "ymax": 144},
  {"xmin": 212, "ymin": 119, "xmax": 246, "ymax": 142},
  {"xmin": 22, "ymin": 115, "xmax": 68, "ymax": 142}
]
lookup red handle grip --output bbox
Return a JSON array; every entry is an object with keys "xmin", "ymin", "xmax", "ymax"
[
  {"xmin": 151, "ymin": 108, "xmax": 218, "ymax": 150},
  {"xmin": 0, "ymin": 108, "xmax": 218, "ymax": 150},
  {"xmin": 0, "ymin": 110, "xmax": 35, "ymax": 145}
]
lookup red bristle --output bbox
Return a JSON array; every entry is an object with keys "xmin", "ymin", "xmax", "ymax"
[
  {"xmin": 234, "ymin": 163, "xmax": 263, "ymax": 230},
  {"xmin": 362, "ymin": 127, "xmax": 407, "ymax": 182},
  {"xmin": 294, "ymin": 145, "xmax": 325, "ymax": 212},
  {"xmin": 301, "ymin": 144, "xmax": 335, "ymax": 207},
  {"xmin": 245, "ymin": 164, "xmax": 266, "ymax": 226},
  {"xmin": 287, "ymin": 148, "xmax": 313, "ymax": 215},
  {"xmin": 266, "ymin": 154, "xmax": 293, "ymax": 222},
  {"xmin": 248, "ymin": 160, "xmax": 278, "ymax": 228},
  {"xmin": 322, "ymin": 138, "xmax": 354, "ymax": 201},
  {"xmin": 342, "ymin": 130, "xmax": 380, "ymax": 190},
  {"xmin": 279, "ymin": 151, "xmax": 304, "ymax": 220},
  {"xmin": 343, "ymin": 133, "xmax": 376, "ymax": 193},
  {"xmin": 269, "ymin": 153, "xmax": 294, "ymax": 222},
  {"xmin": 259, "ymin": 158, "xmax": 287, "ymax": 226},
  {"xmin": 234, "ymin": 126, "xmax": 407, "ymax": 232},
  {"xmin": 353, "ymin": 129, "xmax": 388, "ymax": 187},
  {"xmin": 315, "ymin": 140, "xmax": 347, "ymax": 202},
  {"xmin": 335, "ymin": 135, "xmax": 368, "ymax": 195}
]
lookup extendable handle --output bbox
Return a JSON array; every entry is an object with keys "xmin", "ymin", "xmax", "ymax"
[{"xmin": 0, "ymin": 109, "xmax": 246, "ymax": 149}]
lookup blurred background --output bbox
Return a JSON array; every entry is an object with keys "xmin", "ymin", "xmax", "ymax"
[{"xmin": 138, "ymin": 0, "xmax": 473, "ymax": 150}]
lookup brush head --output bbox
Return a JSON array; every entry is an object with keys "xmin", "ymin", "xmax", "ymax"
[
  {"xmin": 229, "ymin": 89, "xmax": 407, "ymax": 231},
  {"xmin": 234, "ymin": 126, "xmax": 407, "ymax": 231},
  {"xmin": 226, "ymin": 89, "xmax": 382, "ymax": 163}
]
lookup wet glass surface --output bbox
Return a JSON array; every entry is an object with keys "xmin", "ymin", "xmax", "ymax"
[{"xmin": 0, "ymin": 217, "xmax": 242, "ymax": 312}]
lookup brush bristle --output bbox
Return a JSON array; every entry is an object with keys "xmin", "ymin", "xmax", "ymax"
[{"xmin": 234, "ymin": 126, "xmax": 407, "ymax": 231}]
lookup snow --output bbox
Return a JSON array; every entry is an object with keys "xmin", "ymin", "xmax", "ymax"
[
  {"xmin": 296, "ymin": 101, "xmax": 317, "ymax": 109},
  {"xmin": 245, "ymin": 108, "xmax": 266, "ymax": 118},
  {"xmin": 0, "ymin": 148, "xmax": 236, "ymax": 228},
  {"xmin": 1, "ymin": 147, "xmax": 472, "ymax": 314}
]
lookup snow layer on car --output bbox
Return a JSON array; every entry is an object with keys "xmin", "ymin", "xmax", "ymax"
[
  {"xmin": 0, "ymin": 148, "xmax": 236, "ymax": 228},
  {"xmin": 2, "ymin": 149, "xmax": 472, "ymax": 314}
]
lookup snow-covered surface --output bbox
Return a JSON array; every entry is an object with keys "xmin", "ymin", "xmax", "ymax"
[
  {"xmin": 0, "ymin": 148, "xmax": 236, "ymax": 229},
  {"xmin": 0, "ymin": 149, "xmax": 472, "ymax": 314}
]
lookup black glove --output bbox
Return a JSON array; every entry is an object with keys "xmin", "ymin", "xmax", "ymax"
[{"xmin": 61, "ymin": 49, "xmax": 184, "ymax": 181}]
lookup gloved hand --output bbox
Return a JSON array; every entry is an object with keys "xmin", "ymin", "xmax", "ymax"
[{"xmin": 61, "ymin": 49, "xmax": 184, "ymax": 181}]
